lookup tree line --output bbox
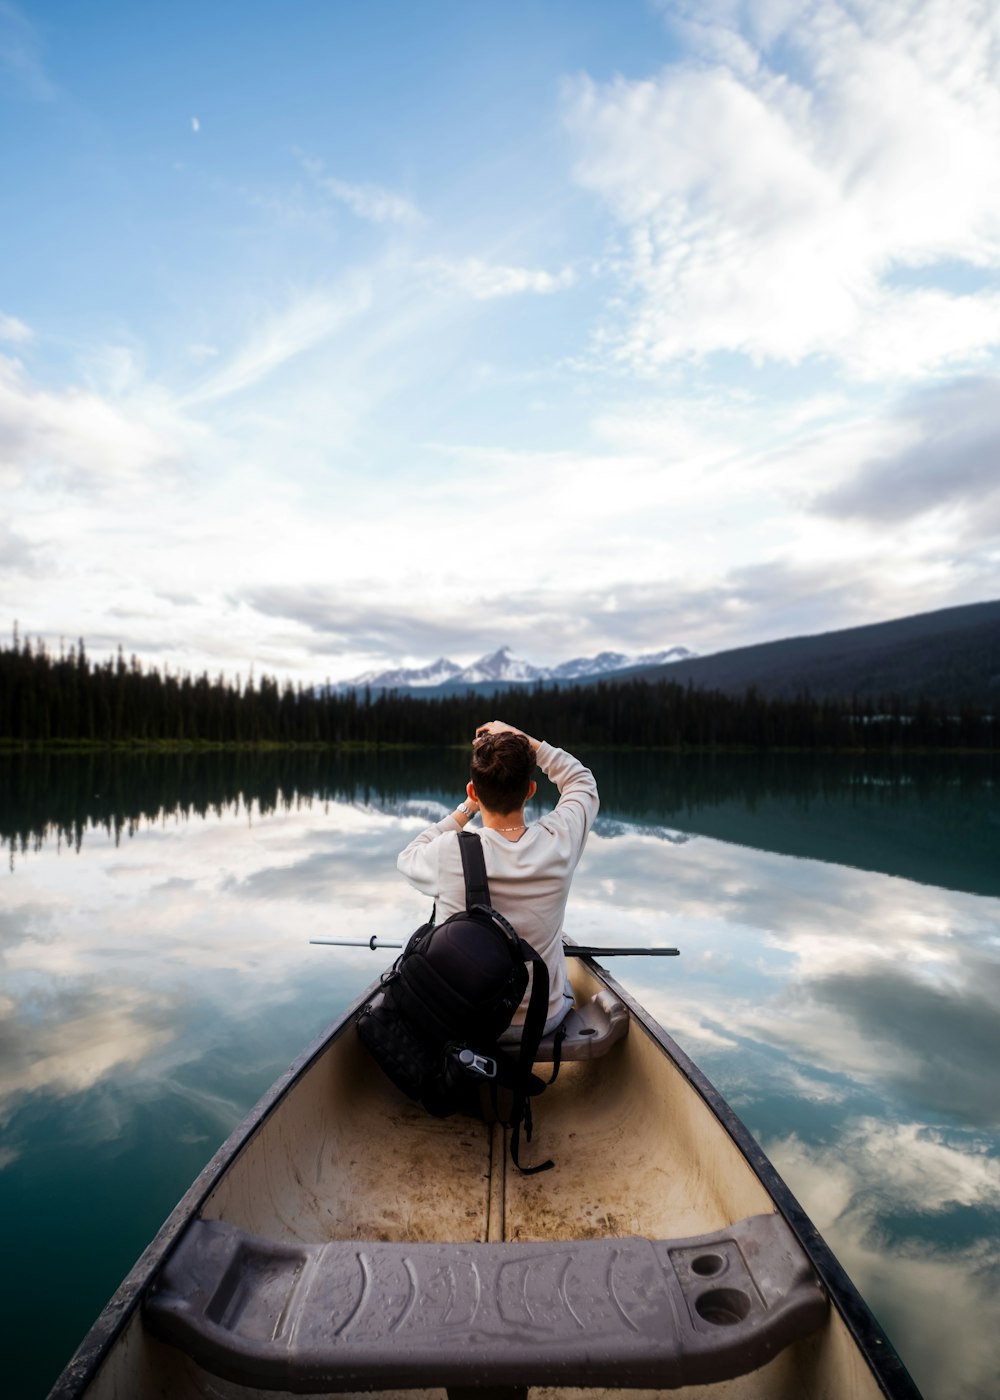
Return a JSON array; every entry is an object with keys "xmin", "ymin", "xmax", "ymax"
[{"xmin": 1, "ymin": 630, "xmax": 995, "ymax": 751}]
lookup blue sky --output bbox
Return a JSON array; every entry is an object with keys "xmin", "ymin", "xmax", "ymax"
[{"xmin": 3, "ymin": 0, "xmax": 1000, "ymax": 682}]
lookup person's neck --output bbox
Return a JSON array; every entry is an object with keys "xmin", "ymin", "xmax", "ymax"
[{"xmin": 481, "ymin": 807, "xmax": 526, "ymax": 834}]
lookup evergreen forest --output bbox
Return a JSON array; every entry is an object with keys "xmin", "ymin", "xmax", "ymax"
[{"xmin": 1, "ymin": 632, "xmax": 995, "ymax": 752}]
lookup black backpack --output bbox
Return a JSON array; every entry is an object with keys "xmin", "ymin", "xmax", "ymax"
[{"xmin": 357, "ymin": 831, "xmax": 559, "ymax": 1172}]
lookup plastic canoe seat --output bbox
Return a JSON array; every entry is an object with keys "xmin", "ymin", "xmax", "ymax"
[
  {"xmin": 144, "ymin": 1212, "xmax": 827, "ymax": 1393},
  {"xmin": 534, "ymin": 985, "xmax": 629, "ymax": 1062}
]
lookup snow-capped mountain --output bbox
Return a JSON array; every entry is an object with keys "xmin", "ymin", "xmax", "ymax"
[
  {"xmin": 338, "ymin": 643, "xmax": 695, "ymax": 691},
  {"xmin": 551, "ymin": 648, "xmax": 693, "ymax": 679},
  {"xmin": 455, "ymin": 646, "xmax": 549, "ymax": 684},
  {"xmin": 347, "ymin": 657, "xmax": 463, "ymax": 688}
]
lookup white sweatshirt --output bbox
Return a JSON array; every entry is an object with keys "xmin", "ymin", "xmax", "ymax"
[{"xmin": 396, "ymin": 742, "xmax": 600, "ymax": 1030}]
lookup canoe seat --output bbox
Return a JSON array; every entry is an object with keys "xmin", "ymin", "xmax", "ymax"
[
  {"xmin": 144, "ymin": 1212, "xmax": 827, "ymax": 1393},
  {"xmin": 534, "ymin": 985, "xmax": 629, "ymax": 1061}
]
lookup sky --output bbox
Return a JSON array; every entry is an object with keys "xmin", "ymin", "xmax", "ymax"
[{"xmin": 2, "ymin": 0, "xmax": 1000, "ymax": 684}]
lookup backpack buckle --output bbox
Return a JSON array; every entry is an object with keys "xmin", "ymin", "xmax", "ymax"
[{"xmin": 457, "ymin": 1048, "xmax": 497, "ymax": 1080}]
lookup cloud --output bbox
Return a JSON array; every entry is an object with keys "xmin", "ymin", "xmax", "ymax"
[
  {"xmin": 564, "ymin": 0, "xmax": 1000, "ymax": 375},
  {"xmin": 817, "ymin": 375, "xmax": 1000, "ymax": 525},
  {"xmin": 240, "ymin": 584, "xmax": 490, "ymax": 660},
  {"xmin": 191, "ymin": 115, "xmax": 200, "ymax": 133},
  {"xmin": 0, "ymin": 311, "xmax": 31, "ymax": 343},
  {"xmin": 762, "ymin": 1120, "xmax": 1000, "ymax": 1397},
  {"xmin": 220, "ymin": 829, "xmax": 408, "ymax": 906},
  {"xmin": 0, "ymin": 354, "xmax": 182, "ymax": 491},
  {"xmin": 569, "ymin": 824, "xmax": 1000, "ymax": 1132},
  {"xmin": 180, "ymin": 281, "xmax": 372, "ymax": 405},
  {"xmin": 300, "ymin": 154, "xmax": 424, "ymax": 227},
  {"xmin": 0, "ymin": 985, "xmax": 175, "ymax": 1124},
  {"xmin": 421, "ymin": 256, "xmax": 576, "ymax": 300},
  {"xmin": 640, "ymin": 838, "xmax": 1000, "ymax": 1127},
  {"xmin": 0, "ymin": 520, "xmax": 44, "ymax": 575},
  {"xmin": 806, "ymin": 962, "xmax": 1000, "ymax": 1127},
  {"xmin": 240, "ymin": 556, "xmax": 892, "ymax": 668},
  {"xmin": 845, "ymin": 1122, "xmax": 1000, "ymax": 1230}
]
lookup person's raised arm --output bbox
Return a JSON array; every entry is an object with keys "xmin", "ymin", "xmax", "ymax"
[{"xmin": 396, "ymin": 787, "xmax": 479, "ymax": 895}]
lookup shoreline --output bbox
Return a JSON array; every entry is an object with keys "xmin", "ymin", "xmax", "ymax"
[{"xmin": 1, "ymin": 739, "xmax": 996, "ymax": 756}]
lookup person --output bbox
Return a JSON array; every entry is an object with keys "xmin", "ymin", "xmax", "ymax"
[{"xmin": 396, "ymin": 720, "xmax": 599, "ymax": 1041}]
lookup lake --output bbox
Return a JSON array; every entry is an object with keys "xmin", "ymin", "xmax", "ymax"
[{"xmin": 1, "ymin": 748, "xmax": 998, "ymax": 1399}]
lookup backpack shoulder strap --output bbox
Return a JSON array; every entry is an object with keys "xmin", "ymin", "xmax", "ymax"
[
  {"xmin": 457, "ymin": 829, "xmax": 556, "ymax": 1174},
  {"xmin": 458, "ymin": 830, "xmax": 490, "ymax": 908},
  {"xmin": 507, "ymin": 941, "xmax": 554, "ymax": 1174}
]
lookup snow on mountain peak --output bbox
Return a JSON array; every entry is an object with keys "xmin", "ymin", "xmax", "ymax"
[
  {"xmin": 459, "ymin": 646, "xmax": 546, "ymax": 684},
  {"xmin": 348, "ymin": 656, "xmax": 462, "ymax": 688},
  {"xmin": 337, "ymin": 643, "xmax": 695, "ymax": 690}
]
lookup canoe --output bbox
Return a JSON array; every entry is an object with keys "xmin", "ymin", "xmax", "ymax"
[{"xmin": 49, "ymin": 952, "xmax": 921, "ymax": 1400}]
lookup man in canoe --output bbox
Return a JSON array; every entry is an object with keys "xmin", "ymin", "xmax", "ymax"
[{"xmin": 397, "ymin": 720, "xmax": 600, "ymax": 1041}]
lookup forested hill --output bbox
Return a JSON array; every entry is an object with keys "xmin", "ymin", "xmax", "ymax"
[
  {"xmin": 330, "ymin": 600, "xmax": 1000, "ymax": 705},
  {"xmin": 619, "ymin": 599, "xmax": 1000, "ymax": 705}
]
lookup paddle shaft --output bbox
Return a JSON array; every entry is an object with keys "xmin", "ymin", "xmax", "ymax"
[{"xmin": 310, "ymin": 936, "xmax": 679, "ymax": 957}]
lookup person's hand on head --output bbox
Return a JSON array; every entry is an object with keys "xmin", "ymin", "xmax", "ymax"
[
  {"xmin": 475, "ymin": 719, "xmax": 521, "ymax": 743},
  {"xmin": 474, "ymin": 721, "xmax": 541, "ymax": 753}
]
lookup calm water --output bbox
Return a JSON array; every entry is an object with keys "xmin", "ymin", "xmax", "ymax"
[{"xmin": 1, "ymin": 750, "xmax": 998, "ymax": 1399}]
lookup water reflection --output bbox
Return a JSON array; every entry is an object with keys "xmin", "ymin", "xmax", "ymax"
[
  {"xmin": 1, "ymin": 751, "xmax": 998, "ymax": 1399},
  {"xmin": 0, "ymin": 748, "xmax": 471, "ymax": 866},
  {"xmin": 571, "ymin": 823, "xmax": 1000, "ymax": 1400},
  {"xmin": 5, "ymin": 748, "xmax": 998, "ymax": 894}
]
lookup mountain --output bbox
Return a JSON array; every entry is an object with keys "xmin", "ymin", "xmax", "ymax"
[
  {"xmin": 620, "ymin": 599, "xmax": 1000, "ymax": 705},
  {"xmin": 454, "ymin": 646, "xmax": 548, "ymax": 685},
  {"xmin": 337, "ymin": 644, "xmax": 695, "ymax": 692},
  {"xmin": 347, "ymin": 657, "xmax": 462, "ymax": 689},
  {"xmin": 551, "ymin": 648, "xmax": 692, "ymax": 679},
  {"xmin": 331, "ymin": 603, "xmax": 999, "ymax": 704}
]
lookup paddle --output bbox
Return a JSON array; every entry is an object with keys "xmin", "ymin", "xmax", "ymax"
[{"xmin": 310, "ymin": 936, "xmax": 679, "ymax": 956}]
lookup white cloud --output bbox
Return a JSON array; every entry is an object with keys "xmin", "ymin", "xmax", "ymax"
[
  {"xmin": 843, "ymin": 1119, "xmax": 1000, "ymax": 1213},
  {"xmin": 848, "ymin": 289, "xmax": 1000, "ymax": 380},
  {"xmin": 422, "ymin": 256, "xmax": 576, "ymax": 300},
  {"xmin": 0, "ymin": 519, "xmax": 44, "ymax": 575},
  {"xmin": 764, "ymin": 1119, "xmax": 1000, "ymax": 1397},
  {"xmin": 300, "ymin": 154, "xmax": 424, "ymax": 227},
  {"xmin": 0, "ymin": 988, "xmax": 174, "ymax": 1120},
  {"xmin": 191, "ymin": 115, "xmax": 200, "ymax": 133},
  {"xmin": 565, "ymin": 0, "xmax": 1000, "ymax": 376},
  {"xmin": 0, "ymin": 312, "xmax": 31, "ymax": 343},
  {"xmin": 0, "ymin": 354, "xmax": 181, "ymax": 491},
  {"xmin": 180, "ymin": 281, "xmax": 372, "ymax": 405}
]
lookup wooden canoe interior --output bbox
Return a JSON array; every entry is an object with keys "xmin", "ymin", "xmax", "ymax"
[{"xmin": 79, "ymin": 961, "xmax": 887, "ymax": 1399}]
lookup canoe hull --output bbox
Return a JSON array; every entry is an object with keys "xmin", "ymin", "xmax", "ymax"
[{"xmin": 48, "ymin": 957, "xmax": 920, "ymax": 1400}]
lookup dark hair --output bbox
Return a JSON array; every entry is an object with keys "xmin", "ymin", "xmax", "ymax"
[{"xmin": 470, "ymin": 732, "xmax": 535, "ymax": 814}]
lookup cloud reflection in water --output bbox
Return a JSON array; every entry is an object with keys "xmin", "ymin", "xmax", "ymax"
[
  {"xmin": 2, "ymin": 786, "xmax": 999, "ymax": 1399},
  {"xmin": 579, "ymin": 826, "xmax": 999, "ymax": 1400}
]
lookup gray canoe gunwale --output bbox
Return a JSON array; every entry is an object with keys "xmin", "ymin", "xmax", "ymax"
[{"xmin": 47, "ymin": 956, "xmax": 921, "ymax": 1400}]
